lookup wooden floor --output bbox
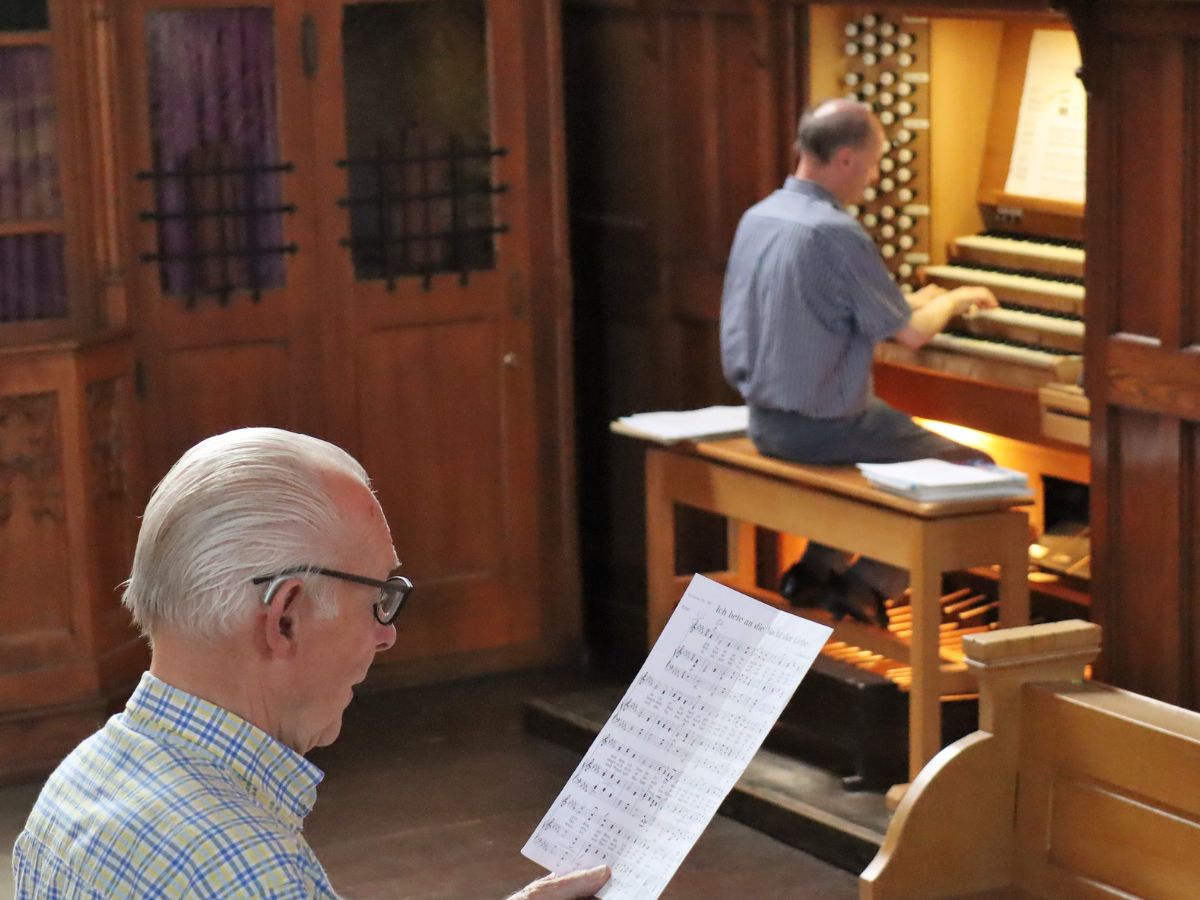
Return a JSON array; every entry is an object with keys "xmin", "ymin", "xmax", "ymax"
[{"xmin": 1, "ymin": 668, "xmax": 859, "ymax": 899}]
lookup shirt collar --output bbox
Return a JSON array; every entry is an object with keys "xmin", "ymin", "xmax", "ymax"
[
  {"xmin": 782, "ymin": 175, "xmax": 843, "ymax": 210},
  {"xmin": 122, "ymin": 671, "xmax": 325, "ymax": 830}
]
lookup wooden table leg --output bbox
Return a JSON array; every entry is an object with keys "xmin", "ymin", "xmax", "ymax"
[
  {"xmin": 726, "ymin": 519, "xmax": 756, "ymax": 591},
  {"xmin": 997, "ymin": 510, "xmax": 1031, "ymax": 629},
  {"xmin": 644, "ymin": 448, "xmax": 677, "ymax": 646},
  {"xmin": 908, "ymin": 538, "xmax": 942, "ymax": 781}
]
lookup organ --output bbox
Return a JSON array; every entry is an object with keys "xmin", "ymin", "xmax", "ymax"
[
  {"xmin": 812, "ymin": 6, "xmax": 1092, "ymax": 555},
  {"xmin": 781, "ymin": 9, "xmax": 1094, "ymax": 718}
]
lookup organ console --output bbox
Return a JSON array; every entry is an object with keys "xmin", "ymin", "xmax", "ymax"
[
  {"xmin": 798, "ymin": 9, "xmax": 1093, "ymax": 699},
  {"xmin": 812, "ymin": 9, "xmax": 1089, "ymax": 447}
]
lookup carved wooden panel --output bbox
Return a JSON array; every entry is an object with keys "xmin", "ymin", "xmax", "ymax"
[
  {"xmin": 86, "ymin": 374, "xmax": 140, "ymax": 647},
  {"xmin": 87, "ymin": 377, "xmax": 126, "ymax": 502},
  {"xmin": 0, "ymin": 335, "xmax": 147, "ymax": 779},
  {"xmin": 0, "ymin": 392, "xmax": 71, "ymax": 641}
]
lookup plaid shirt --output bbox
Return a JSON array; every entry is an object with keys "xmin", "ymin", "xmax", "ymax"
[{"xmin": 13, "ymin": 672, "xmax": 338, "ymax": 898}]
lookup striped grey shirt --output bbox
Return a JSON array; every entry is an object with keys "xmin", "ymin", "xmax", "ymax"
[{"xmin": 720, "ymin": 177, "xmax": 910, "ymax": 418}]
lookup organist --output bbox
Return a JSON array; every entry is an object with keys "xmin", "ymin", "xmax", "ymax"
[{"xmin": 719, "ymin": 98, "xmax": 999, "ymax": 626}]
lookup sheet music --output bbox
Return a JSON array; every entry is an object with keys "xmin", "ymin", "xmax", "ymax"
[
  {"xmin": 1004, "ymin": 29, "xmax": 1086, "ymax": 204},
  {"xmin": 522, "ymin": 575, "xmax": 832, "ymax": 899},
  {"xmin": 612, "ymin": 406, "xmax": 749, "ymax": 444}
]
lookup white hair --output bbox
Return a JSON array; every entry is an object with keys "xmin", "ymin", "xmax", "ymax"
[{"xmin": 122, "ymin": 427, "xmax": 372, "ymax": 639}]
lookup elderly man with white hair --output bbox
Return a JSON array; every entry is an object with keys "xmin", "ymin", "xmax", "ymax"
[{"xmin": 12, "ymin": 427, "xmax": 608, "ymax": 899}]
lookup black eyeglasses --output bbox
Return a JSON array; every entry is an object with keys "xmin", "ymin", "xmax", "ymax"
[{"xmin": 251, "ymin": 565, "xmax": 414, "ymax": 625}]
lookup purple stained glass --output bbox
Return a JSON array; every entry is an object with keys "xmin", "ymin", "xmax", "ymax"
[
  {"xmin": 144, "ymin": 8, "xmax": 286, "ymax": 298},
  {"xmin": 0, "ymin": 47, "xmax": 63, "ymax": 222},
  {"xmin": 0, "ymin": 45, "xmax": 68, "ymax": 323},
  {"xmin": 0, "ymin": 233, "xmax": 67, "ymax": 322}
]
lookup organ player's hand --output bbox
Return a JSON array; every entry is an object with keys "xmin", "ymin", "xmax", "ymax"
[
  {"xmin": 906, "ymin": 283, "xmax": 946, "ymax": 309},
  {"xmin": 950, "ymin": 285, "xmax": 998, "ymax": 316}
]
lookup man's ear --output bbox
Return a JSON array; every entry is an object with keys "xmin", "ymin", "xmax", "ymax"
[{"xmin": 262, "ymin": 581, "xmax": 301, "ymax": 659}]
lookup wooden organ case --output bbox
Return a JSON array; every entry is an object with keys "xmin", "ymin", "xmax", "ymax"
[{"xmin": 809, "ymin": 8, "xmax": 1093, "ymax": 600}]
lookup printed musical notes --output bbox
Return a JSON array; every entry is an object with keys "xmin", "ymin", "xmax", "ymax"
[{"xmin": 521, "ymin": 575, "xmax": 833, "ymax": 899}]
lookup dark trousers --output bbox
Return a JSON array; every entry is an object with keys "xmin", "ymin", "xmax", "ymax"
[{"xmin": 749, "ymin": 399, "xmax": 991, "ymax": 597}]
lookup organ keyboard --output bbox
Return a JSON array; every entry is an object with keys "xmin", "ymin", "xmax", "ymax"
[
  {"xmin": 875, "ymin": 231, "xmax": 1087, "ymax": 407},
  {"xmin": 926, "ymin": 332, "xmax": 1081, "ymax": 381},
  {"xmin": 951, "ymin": 232, "xmax": 1085, "ymax": 278},
  {"xmin": 957, "ymin": 305, "xmax": 1083, "ymax": 353},
  {"xmin": 922, "ymin": 261, "xmax": 1084, "ymax": 316}
]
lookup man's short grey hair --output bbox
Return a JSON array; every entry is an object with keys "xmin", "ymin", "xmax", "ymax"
[
  {"xmin": 794, "ymin": 101, "xmax": 875, "ymax": 164},
  {"xmin": 122, "ymin": 427, "xmax": 372, "ymax": 639}
]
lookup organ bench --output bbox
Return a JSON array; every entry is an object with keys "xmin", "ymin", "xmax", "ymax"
[
  {"xmin": 638, "ymin": 436, "xmax": 1032, "ymax": 779},
  {"xmin": 860, "ymin": 620, "xmax": 1200, "ymax": 899}
]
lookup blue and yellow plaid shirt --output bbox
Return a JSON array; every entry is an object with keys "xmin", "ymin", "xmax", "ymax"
[{"xmin": 13, "ymin": 672, "xmax": 338, "ymax": 898}]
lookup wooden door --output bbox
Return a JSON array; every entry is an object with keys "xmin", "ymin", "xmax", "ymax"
[
  {"xmin": 121, "ymin": 0, "xmax": 577, "ymax": 674},
  {"xmin": 306, "ymin": 0, "xmax": 546, "ymax": 666},
  {"xmin": 122, "ymin": 1, "xmax": 324, "ymax": 471}
]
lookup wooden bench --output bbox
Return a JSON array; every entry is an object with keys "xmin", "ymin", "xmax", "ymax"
[
  {"xmin": 640, "ymin": 437, "xmax": 1032, "ymax": 779},
  {"xmin": 860, "ymin": 620, "xmax": 1200, "ymax": 898}
]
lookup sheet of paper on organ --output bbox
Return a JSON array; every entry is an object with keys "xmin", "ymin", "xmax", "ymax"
[
  {"xmin": 1004, "ymin": 28, "xmax": 1087, "ymax": 204},
  {"xmin": 522, "ymin": 575, "xmax": 832, "ymax": 900}
]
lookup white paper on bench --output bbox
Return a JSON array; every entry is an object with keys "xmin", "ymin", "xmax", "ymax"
[
  {"xmin": 612, "ymin": 405, "xmax": 748, "ymax": 443},
  {"xmin": 856, "ymin": 458, "xmax": 1030, "ymax": 500},
  {"xmin": 521, "ymin": 575, "xmax": 832, "ymax": 900}
]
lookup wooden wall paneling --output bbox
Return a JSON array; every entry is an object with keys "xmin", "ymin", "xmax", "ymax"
[
  {"xmin": 564, "ymin": 0, "xmax": 794, "ymax": 665},
  {"xmin": 929, "ymin": 18, "xmax": 1006, "ymax": 259},
  {"xmin": 670, "ymin": 0, "xmax": 788, "ymax": 627},
  {"xmin": 676, "ymin": 318, "xmax": 738, "ymax": 409},
  {"xmin": 1114, "ymin": 38, "xmax": 1182, "ymax": 339},
  {"xmin": 50, "ymin": 0, "xmax": 92, "ymax": 337},
  {"xmin": 663, "ymin": 0, "xmax": 783, "ymax": 372},
  {"xmin": 525, "ymin": 0, "xmax": 588, "ymax": 649},
  {"xmin": 70, "ymin": 336, "xmax": 145, "ymax": 696},
  {"xmin": 1087, "ymin": 5, "xmax": 1200, "ymax": 706},
  {"xmin": 81, "ymin": 360, "xmax": 145, "ymax": 695},
  {"xmin": 564, "ymin": 0, "xmax": 669, "ymax": 664},
  {"xmin": 1191, "ymin": 421, "xmax": 1200, "ymax": 697},
  {"xmin": 661, "ymin": 4, "xmax": 712, "ymax": 414},
  {"xmin": 1083, "ymin": 0, "xmax": 1116, "ymax": 687},
  {"xmin": 81, "ymin": 0, "xmax": 130, "ymax": 328},
  {"xmin": 1110, "ymin": 409, "xmax": 1186, "ymax": 700}
]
